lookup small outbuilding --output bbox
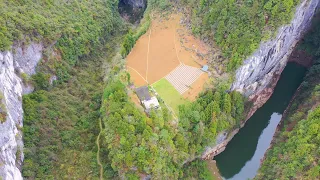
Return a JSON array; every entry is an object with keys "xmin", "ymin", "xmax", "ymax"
[
  {"xmin": 136, "ymin": 86, "xmax": 160, "ymax": 112},
  {"xmin": 201, "ymin": 65, "xmax": 209, "ymax": 72}
]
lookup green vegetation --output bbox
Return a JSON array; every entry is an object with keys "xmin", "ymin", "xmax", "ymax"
[
  {"xmin": 180, "ymin": 0, "xmax": 300, "ymax": 71},
  {"xmin": 120, "ymin": 0, "xmax": 171, "ymax": 57},
  {"xmin": 101, "ymin": 78, "xmax": 245, "ymax": 178},
  {"xmin": 0, "ymin": 0, "xmax": 120, "ymax": 55},
  {"xmin": 257, "ymin": 14, "xmax": 320, "ymax": 180},
  {"xmin": 15, "ymin": 0, "xmax": 250, "ymax": 179},
  {"xmin": 31, "ymin": 72, "xmax": 50, "ymax": 91},
  {"xmin": 177, "ymin": 84, "xmax": 245, "ymax": 153},
  {"xmin": 1, "ymin": 0, "xmax": 121, "ymax": 86},
  {"xmin": 23, "ymin": 53, "xmax": 106, "ymax": 179},
  {"xmin": 257, "ymin": 106, "xmax": 320, "ymax": 179},
  {"xmin": 18, "ymin": 1, "xmax": 123, "ymax": 179},
  {"xmin": 153, "ymin": 78, "xmax": 189, "ymax": 113},
  {"xmin": 182, "ymin": 160, "xmax": 215, "ymax": 180},
  {"xmin": 0, "ymin": 92, "xmax": 7, "ymax": 123},
  {"xmin": 101, "ymin": 80, "xmax": 180, "ymax": 178}
]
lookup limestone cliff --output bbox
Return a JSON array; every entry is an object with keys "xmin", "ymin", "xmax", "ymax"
[
  {"xmin": 0, "ymin": 43, "xmax": 42, "ymax": 180},
  {"xmin": 231, "ymin": 0, "xmax": 320, "ymax": 117},
  {"xmin": 202, "ymin": 0, "xmax": 320, "ymax": 159}
]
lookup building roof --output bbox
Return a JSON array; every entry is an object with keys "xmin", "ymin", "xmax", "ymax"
[
  {"xmin": 142, "ymin": 96, "xmax": 160, "ymax": 110},
  {"xmin": 201, "ymin": 65, "xmax": 209, "ymax": 72},
  {"xmin": 136, "ymin": 86, "xmax": 151, "ymax": 101}
]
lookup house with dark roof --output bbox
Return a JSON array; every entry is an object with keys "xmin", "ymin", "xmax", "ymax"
[
  {"xmin": 136, "ymin": 86, "xmax": 151, "ymax": 101},
  {"xmin": 135, "ymin": 86, "xmax": 160, "ymax": 111}
]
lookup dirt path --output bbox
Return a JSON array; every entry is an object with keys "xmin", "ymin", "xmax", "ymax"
[
  {"xmin": 146, "ymin": 28, "xmax": 152, "ymax": 82},
  {"xmin": 174, "ymin": 22, "xmax": 183, "ymax": 65},
  {"xmin": 96, "ymin": 118, "xmax": 104, "ymax": 180},
  {"xmin": 126, "ymin": 13, "xmax": 211, "ymax": 99},
  {"xmin": 127, "ymin": 66, "xmax": 148, "ymax": 84}
]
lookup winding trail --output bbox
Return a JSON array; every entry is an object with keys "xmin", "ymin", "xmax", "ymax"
[
  {"xmin": 96, "ymin": 118, "xmax": 104, "ymax": 180},
  {"xmin": 146, "ymin": 28, "xmax": 152, "ymax": 82},
  {"xmin": 173, "ymin": 22, "xmax": 183, "ymax": 65},
  {"xmin": 127, "ymin": 65, "xmax": 148, "ymax": 83}
]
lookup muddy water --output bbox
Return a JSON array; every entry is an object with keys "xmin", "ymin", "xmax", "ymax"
[{"xmin": 214, "ymin": 62, "xmax": 307, "ymax": 180}]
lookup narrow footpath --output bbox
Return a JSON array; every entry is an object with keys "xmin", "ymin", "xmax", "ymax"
[{"xmin": 96, "ymin": 118, "xmax": 104, "ymax": 180}]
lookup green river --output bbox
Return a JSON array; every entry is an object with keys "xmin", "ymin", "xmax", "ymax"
[{"xmin": 215, "ymin": 62, "xmax": 307, "ymax": 180}]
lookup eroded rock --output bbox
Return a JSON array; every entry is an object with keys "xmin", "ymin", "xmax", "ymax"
[
  {"xmin": 202, "ymin": 0, "xmax": 320, "ymax": 160},
  {"xmin": 0, "ymin": 43, "xmax": 42, "ymax": 180}
]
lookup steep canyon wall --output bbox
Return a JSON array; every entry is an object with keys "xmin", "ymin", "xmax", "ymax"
[
  {"xmin": 0, "ymin": 44, "xmax": 42, "ymax": 180},
  {"xmin": 202, "ymin": 0, "xmax": 320, "ymax": 160}
]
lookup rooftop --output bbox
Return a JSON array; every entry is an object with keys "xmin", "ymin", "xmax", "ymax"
[
  {"xmin": 136, "ymin": 86, "xmax": 151, "ymax": 101},
  {"xmin": 142, "ymin": 96, "xmax": 160, "ymax": 110},
  {"xmin": 201, "ymin": 65, "xmax": 209, "ymax": 72}
]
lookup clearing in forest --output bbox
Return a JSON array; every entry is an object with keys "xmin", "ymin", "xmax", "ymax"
[
  {"xmin": 152, "ymin": 78, "xmax": 189, "ymax": 113},
  {"xmin": 126, "ymin": 13, "xmax": 210, "ymax": 109}
]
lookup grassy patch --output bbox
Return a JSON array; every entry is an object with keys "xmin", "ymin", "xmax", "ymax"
[{"xmin": 152, "ymin": 78, "xmax": 189, "ymax": 113}]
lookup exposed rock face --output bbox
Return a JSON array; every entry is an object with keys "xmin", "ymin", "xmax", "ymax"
[
  {"xmin": 202, "ymin": 0, "xmax": 320, "ymax": 160},
  {"xmin": 232, "ymin": 0, "xmax": 319, "ymax": 101},
  {"xmin": 0, "ymin": 43, "xmax": 42, "ymax": 180},
  {"xmin": 121, "ymin": 0, "xmax": 147, "ymax": 8}
]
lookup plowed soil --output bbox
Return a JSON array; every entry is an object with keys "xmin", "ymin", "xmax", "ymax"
[
  {"xmin": 126, "ymin": 13, "xmax": 209, "ymax": 99},
  {"xmin": 183, "ymin": 73, "xmax": 209, "ymax": 101}
]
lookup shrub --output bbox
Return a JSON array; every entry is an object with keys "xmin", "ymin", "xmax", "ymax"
[
  {"xmin": 0, "ymin": 92, "xmax": 7, "ymax": 123},
  {"xmin": 31, "ymin": 73, "xmax": 50, "ymax": 90}
]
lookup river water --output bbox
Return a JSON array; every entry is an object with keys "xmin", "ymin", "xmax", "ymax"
[{"xmin": 214, "ymin": 62, "xmax": 307, "ymax": 180}]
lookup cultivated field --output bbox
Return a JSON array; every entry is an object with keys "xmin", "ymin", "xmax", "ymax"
[
  {"xmin": 126, "ymin": 13, "xmax": 210, "ymax": 109},
  {"xmin": 152, "ymin": 79, "xmax": 189, "ymax": 113}
]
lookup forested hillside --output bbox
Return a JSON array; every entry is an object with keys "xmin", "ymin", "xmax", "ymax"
[
  {"xmin": 180, "ymin": 0, "xmax": 299, "ymax": 70},
  {"xmin": 18, "ymin": 0, "xmax": 123, "ymax": 179},
  {"xmin": 0, "ymin": 0, "xmax": 120, "ymax": 51},
  {"xmin": 2, "ymin": 0, "xmax": 310, "ymax": 179},
  {"xmin": 257, "ymin": 14, "xmax": 320, "ymax": 180},
  {"xmin": 100, "ymin": 78, "xmax": 244, "ymax": 179}
]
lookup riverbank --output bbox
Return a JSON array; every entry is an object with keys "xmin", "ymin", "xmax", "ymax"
[
  {"xmin": 206, "ymin": 160, "xmax": 223, "ymax": 180},
  {"xmin": 257, "ymin": 15, "xmax": 320, "ymax": 178},
  {"xmin": 215, "ymin": 62, "xmax": 306, "ymax": 179}
]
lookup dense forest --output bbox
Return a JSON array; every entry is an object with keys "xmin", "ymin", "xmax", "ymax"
[
  {"xmin": 100, "ymin": 78, "xmax": 244, "ymax": 178},
  {"xmin": 257, "ymin": 14, "xmax": 320, "ymax": 179},
  {"xmin": 180, "ymin": 0, "xmax": 300, "ymax": 70},
  {"xmin": 19, "ymin": 0, "xmax": 123, "ymax": 179}
]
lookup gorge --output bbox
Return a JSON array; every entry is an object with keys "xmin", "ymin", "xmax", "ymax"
[
  {"xmin": 201, "ymin": 0, "xmax": 320, "ymax": 160},
  {"xmin": 0, "ymin": 0, "xmax": 319, "ymax": 179},
  {"xmin": 215, "ymin": 62, "xmax": 307, "ymax": 179}
]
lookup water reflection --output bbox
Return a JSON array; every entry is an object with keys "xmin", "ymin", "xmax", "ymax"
[{"xmin": 215, "ymin": 63, "xmax": 307, "ymax": 179}]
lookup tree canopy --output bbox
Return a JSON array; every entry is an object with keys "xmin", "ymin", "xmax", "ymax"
[{"xmin": 181, "ymin": 0, "xmax": 299, "ymax": 71}]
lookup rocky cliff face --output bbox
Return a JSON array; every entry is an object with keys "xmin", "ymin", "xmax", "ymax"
[
  {"xmin": 0, "ymin": 43, "xmax": 42, "ymax": 180},
  {"xmin": 231, "ymin": 0, "xmax": 320, "ymax": 116},
  {"xmin": 121, "ymin": 0, "xmax": 147, "ymax": 8},
  {"xmin": 202, "ymin": 0, "xmax": 320, "ymax": 160}
]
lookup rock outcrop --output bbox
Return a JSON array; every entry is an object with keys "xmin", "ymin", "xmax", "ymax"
[
  {"xmin": 231, "ymin": 0, "xmax": 320, "ymax": 109},
  {"xmin": 121, "ymin": 0, "xmax": 147, "ymax": 8},
  {"xmin": 202, "ymin": 0, "xmax": 320, "ymax": 160},
  {"xmin": 0, "ymin": 43, "xmax": 42, "ymax": 180}
]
